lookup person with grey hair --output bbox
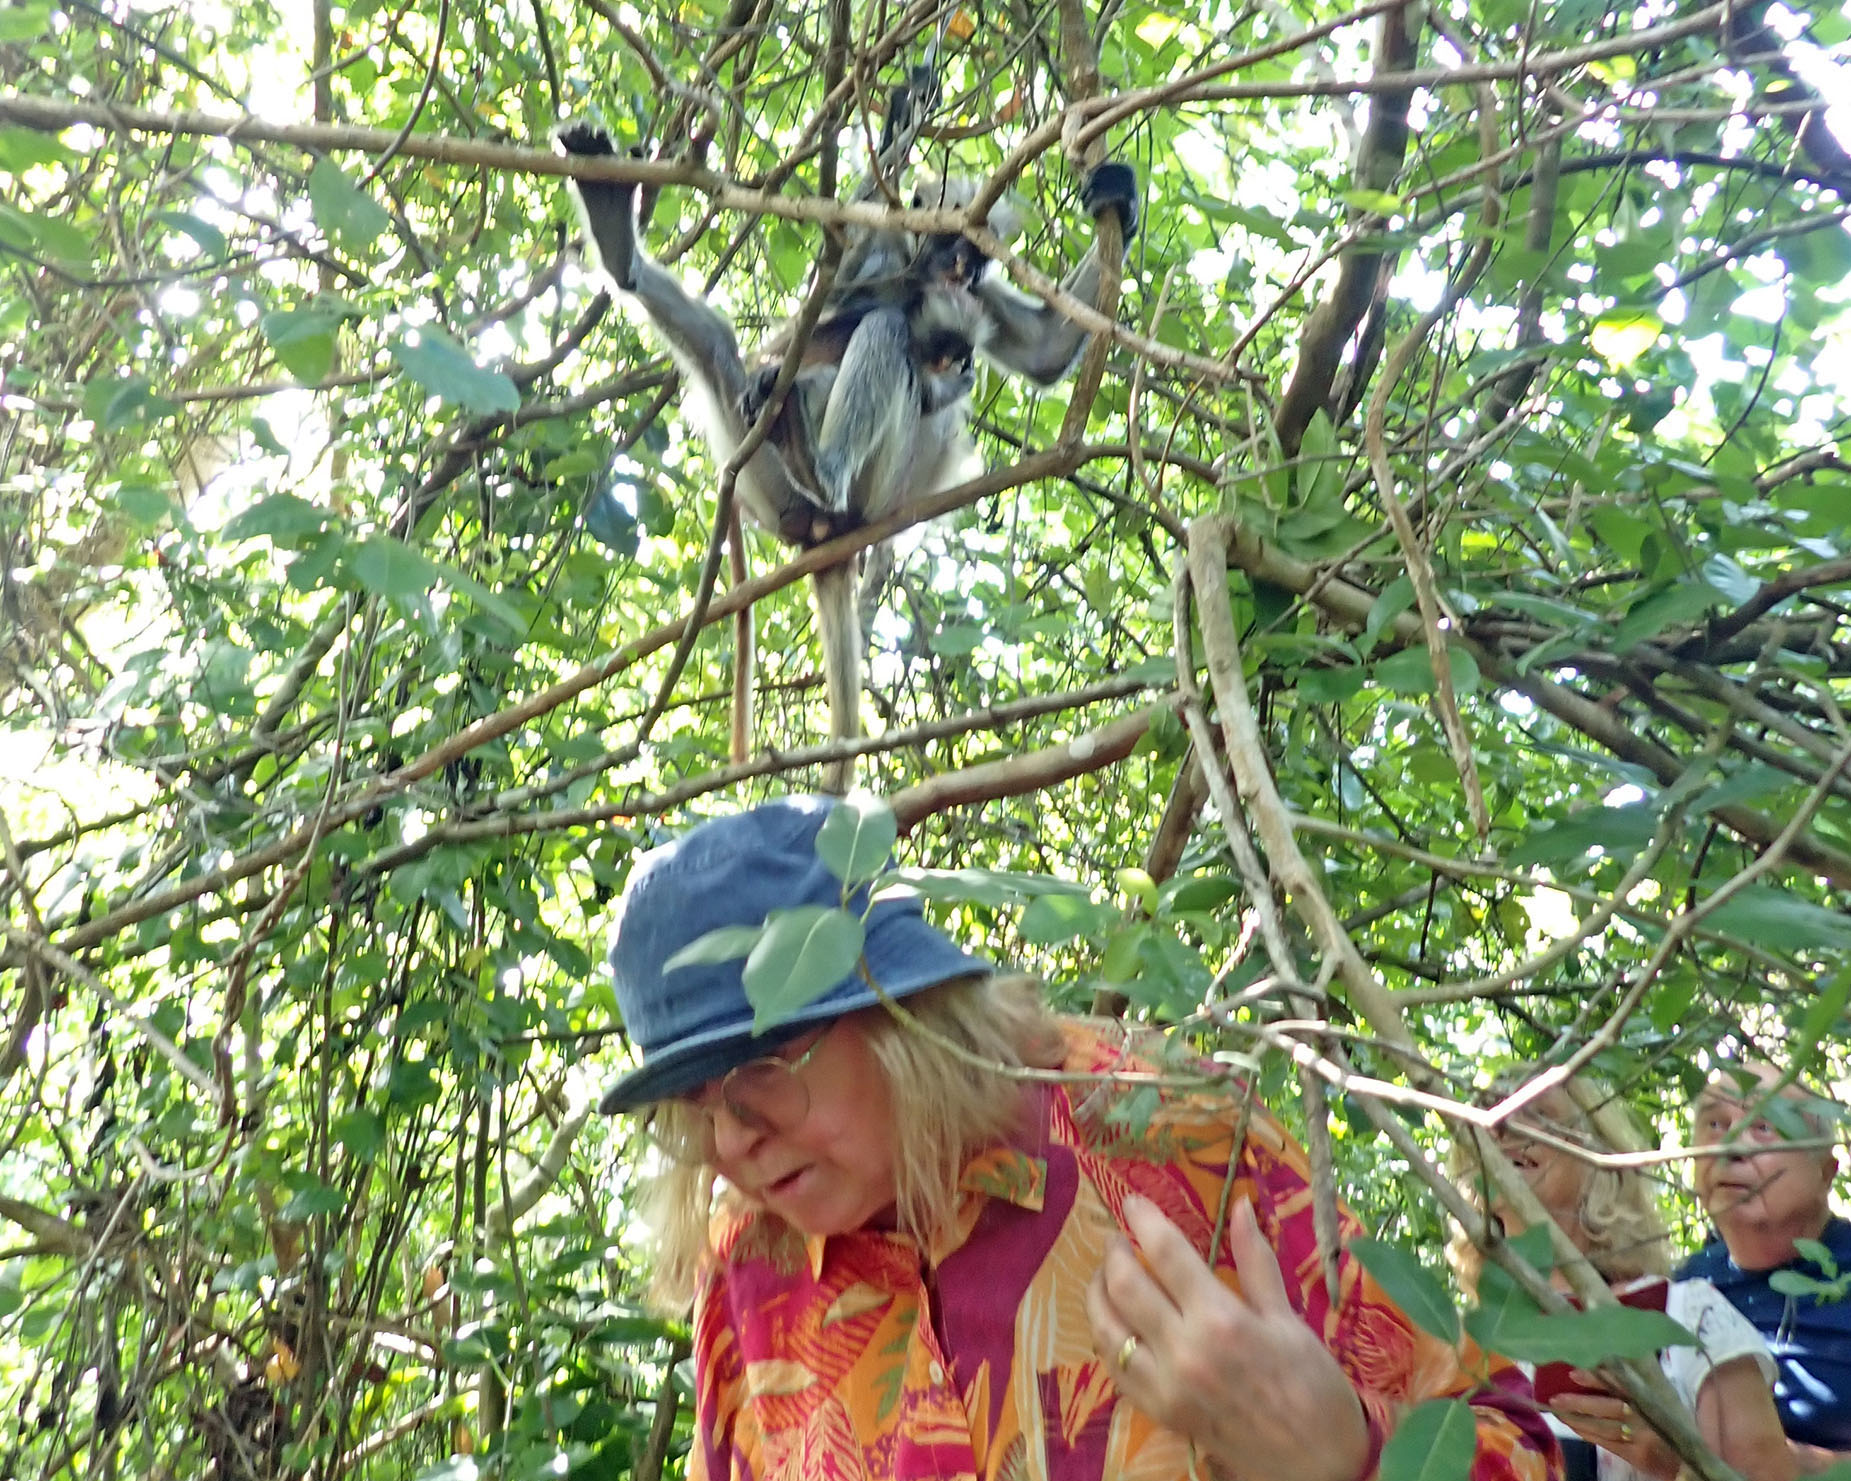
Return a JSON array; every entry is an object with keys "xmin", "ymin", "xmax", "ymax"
[
  {"xmin": 1530, "ymin": 1063, "xmax": 1851, "ymax": 1476},
  {"xmin": 595, "ymin": 795, "xmax": 1562, "ymax": 1481},
  {"xmin": 1683, "ymin": 1064, "xmax": 1851, "ymax": 1468}
]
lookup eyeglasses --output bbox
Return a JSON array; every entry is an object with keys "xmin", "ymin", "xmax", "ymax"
[{"xmin": 645, "ymin": 1029, "xmax": 828, "ymax": 1165}]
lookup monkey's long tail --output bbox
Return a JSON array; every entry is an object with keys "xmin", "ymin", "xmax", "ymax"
[
  {"xmin": 811, "ymin": 560, "xmax": 861, "ymax": 795},
  {"xmin": 727, "ymin": 507, "xmax": 753, "ymax": 765}
]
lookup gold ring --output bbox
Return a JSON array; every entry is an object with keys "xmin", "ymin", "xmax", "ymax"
[
  {"xmin": 1116, "ymin": 1333, "xmax": 1139, "ymax": 1370},
  {"xmin": 1619, "ymin": 1425, "xmax": 1633, "ymax": 1444}
]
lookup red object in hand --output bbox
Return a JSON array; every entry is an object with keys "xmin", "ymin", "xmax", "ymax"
[{"xmin": 1531, "ymin": 1277, "xmax": 1670, "ymax": 1405}]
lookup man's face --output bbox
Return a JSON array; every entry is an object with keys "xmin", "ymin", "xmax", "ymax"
[{"xmin": 1691, "ymin": 1063, "xmax": 1837, "ymax": 1250}]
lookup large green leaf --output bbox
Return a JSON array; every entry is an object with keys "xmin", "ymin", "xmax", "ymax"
[
  {"xmin": 307, "ymin": 155, "xmax": 391, "ymax": 249},
  {"xmin": 742, "ymin": 906, "xmax": 866, "ymax": 1030},
  {"xmin": 390, "ymin": 326, "xmax": 521, "ymax": 414},
  {"xmin": 815, "ymin": 794, "xmax": 897, "ymax": 887},
  {"xmin": 1377, "ymin": 1399, "xmax": 1477, "ymax": 1481},
  {"xmin": 1474, "ymin": 1304, "xmax": 1695, "ymax": 1366},
  {"xmin": 1349, "ymin": 1239, "xmax": 1460, "ymax": 1346},
  {"xmin": 1704, "ymin": 888, "xmax": 1851, "ymax": 952}
]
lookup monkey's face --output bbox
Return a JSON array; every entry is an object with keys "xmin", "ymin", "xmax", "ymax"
[
  {"xmin": 915, "ymin": 326, "xmax": 976, "ymax": 413},
  {"xmin": 915, "ymin": 233, "xmax": 986, "ymax": 289}
]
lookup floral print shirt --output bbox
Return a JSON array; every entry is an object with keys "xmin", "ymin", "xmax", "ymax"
[{"xmin": 687, "ymin": 1018, "xmax": 1558, "ymax": 1481}]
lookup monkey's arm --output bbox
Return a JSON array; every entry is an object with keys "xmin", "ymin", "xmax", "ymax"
[
  {"xmin": 974, "ymin": 161, "xmax": 1139, "ymax": 387},
  {"xmin": 559, "ymin": 123, "xmax": 832, "ymax": 544}
]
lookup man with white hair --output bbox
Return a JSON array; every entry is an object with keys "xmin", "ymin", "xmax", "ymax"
[{"xmin": 1681, "ymin": 1062, "xmax": 1851, "ymax": 1469}]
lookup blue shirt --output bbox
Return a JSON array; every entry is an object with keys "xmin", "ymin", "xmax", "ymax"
[{"xmin": 1680, "ymin": 1216, "xmax": 1851, "ymax": 1451}]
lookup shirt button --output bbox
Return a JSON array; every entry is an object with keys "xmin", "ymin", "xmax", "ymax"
[{"xmin": 929, "ymin": 1361, "xmax": 946, "ymax": 1385}]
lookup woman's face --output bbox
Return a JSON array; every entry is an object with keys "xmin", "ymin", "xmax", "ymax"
[
  {"xmin": 702, "ymin": 1015, "xmax": 900, "ymax": 1238},
  {"xmin": 1490, "ymin": 1088, "xmax": 1592, "ymax": 1238}
]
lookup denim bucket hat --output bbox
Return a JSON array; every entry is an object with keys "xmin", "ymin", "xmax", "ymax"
[{"xmin": 596, "ymin": 795, "xmax": 991, "ymax": 1114}]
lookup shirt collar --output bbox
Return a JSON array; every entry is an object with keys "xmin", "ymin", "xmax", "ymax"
[{"xmin": 795, "ymin": 1090, "xmax": 1054, "ymax": 1278}]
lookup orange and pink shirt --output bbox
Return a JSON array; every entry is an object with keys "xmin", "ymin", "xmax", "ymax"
[{"xmin": 687, "ymin": 1020, "xmax": 1558, "ymax": 1481}]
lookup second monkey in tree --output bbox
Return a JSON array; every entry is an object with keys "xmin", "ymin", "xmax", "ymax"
[{"xmin": 560, "ymin": 95, "xmax": 1137, "ymax": 791}]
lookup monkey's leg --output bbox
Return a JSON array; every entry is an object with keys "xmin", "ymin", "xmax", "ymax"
[
  {"xmin": 811, "ymin": 308, "xmax": 920, "ymax": 520},
  {"xmin": 811, "ymin": 561, "xmax": 861, "ymax": 795}
]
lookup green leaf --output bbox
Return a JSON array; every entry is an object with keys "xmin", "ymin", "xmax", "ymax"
[
  {"xmin": 152, "ymin": 208, "xmax": 228, "ymax": 259},
  {"xmin": 1610, "ymin": 583, "xmax": 1718, "ymax": 651},
  {"xmin": 0, "ymin": 5, "xmax": 49, "ymax": 41},
  {"xmin": 307, "ymin": 155, "xmax": 391, "ymax": 249},
  {"xmin": 333, "ymin": 1110, "xmax": 386, "ymax": 1160},
  {"xmin": 1018, "ymin": 893, "xmax": 1118, "ymax": 945},
  {"xmin": 930, "ymin": 622, "xmax": 984, "ymax": 657},
  {"xmin": 742, "ymin": 906, "xmax": 865, "ymax": 1030},
  {"xmin": 1792, "ymin": 968, "xmax": 1851, "ymax": 1064},
  {"xmin": 347, "ymin": 535, "xmax": 439, "ymax": 604},
  {"xmin": 390, "ymin": 326, "xmax": 520, "ymax": 414},
  {"xmin": 113, "ymin": 482, "xmax": 175, "ymax": 529},
  {"xmin": 1701, "ymin": 553, "xmax": 1758, "ymax": 604},
  {"xmin": 815, "ymin": 795, "xmax": 897, "ymax": 887},
  {"xmin": 1362, "ymin": 577, "xmax": 1414, "ymax": 655},
  {"xmin": 1793, "ymin": 1237, "xmax": 1838, "ymax": 1275},
  {"xmin": 1704, "ymin": 887, "xmax": 1851, "ymax": 952},
  {"xmin": 1349, "ymin": 1239, "xmax": 1461, "ymax": 1346},
  {"xmin": 1476, "ymin": 1304, "xmax": 1695, "ymax": 1366},
  {"xmin": 82, "ymin": 374, "xmax": 176, "ymax": 432},
  {"xmin": 260, "ymin": 307, "xmax": 342, "ymax": 384},
  {"xmin": 1377, "ymin": 1399, "xmax": 1477, "ymax": 1481},
  {"xmin": 1297, "ymin": 408, "xmax": 1340, "ymax": 508},
  {"xmin": 1100, "ymin": 923, "xmax": 1150, "ymax": 984},
  {"xmin": 1506, "ymin": 803, "xmax": 1657, "ymax": 867},
  {"xmin": 1168, "ymin": 876, "xmax": 1239, "ymax": 914},
  {"xmin": 0, "ymin": 125, "xmax": 76, "ymax": 172},
  {"xmin": 1374, "ymin": 646, "xmax": 1478, "ymax": 697},
  {"xmin": 279, "ymin": 1179, "xmax": 347, "ymax": 1222},
  {"xmin": 1769, "ymin": 1269, "xmax": 1830, "ymax": 1299},
  {"xmin": 888, "ymin": 867, "xmax": 1093, "ymax": 909},
  {"xmin": 0, "ymin": 199, "xmax": 89, "ymax": 264},
  {"xmin": 1116, "ymin": 867, "xmax": 1158, "ymax": 913},
  {"xmin": 1343, "ymin": 188, "xmax": 1406, "ymax": 216},
  {"xmin": 662, "ymin": 924, "xmax": 765, "ymax": 973},
  {"xmin": 222, "ymin": 493, "xmax": 333, "ymax": 544}
]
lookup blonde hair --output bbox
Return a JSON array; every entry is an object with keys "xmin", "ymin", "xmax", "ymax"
[
  {"xmin": 643, "ymin": 973, "xmax": 1062, "ymax": 1309},
  {"xmin": 1450, "ymin": 1070, "xmax": 1673, "ymax": 1295}
]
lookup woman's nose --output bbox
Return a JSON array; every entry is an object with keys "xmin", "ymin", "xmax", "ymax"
[{"xmin": 709, "ymin": 1103, "xmax": 768, "ymax": 1164}]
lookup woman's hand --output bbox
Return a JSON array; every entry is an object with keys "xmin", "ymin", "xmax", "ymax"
[
  {"xmin": 1085, "ymin": 1193, "xmax": 1369, "ymax": 1481},
  {"xmin": 1549, "ymin": 1382, "xmax": 1679, "ymax": 1481}
]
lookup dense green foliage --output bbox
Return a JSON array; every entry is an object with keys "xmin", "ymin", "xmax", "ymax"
[{"xmin": 2, "ymin": 0, "xmax": 1850, "ymax": 1473}]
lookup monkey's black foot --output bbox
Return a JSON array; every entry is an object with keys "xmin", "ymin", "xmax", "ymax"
[
  {"xmin": 738, "ymin": 364, "xmax": 784, "ymax": 425},
  {"xmin": 556, "ymin": 121, "xmax": 616, "ymax": 158},
  {"xmin": 1082, "ymin": 161, "xmax": 1140, "ymax": 243}
]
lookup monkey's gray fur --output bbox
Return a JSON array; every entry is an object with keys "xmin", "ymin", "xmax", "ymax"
[{"xmin": 559, "ymin": 89, "xmax": 1137, "ymax": 790}]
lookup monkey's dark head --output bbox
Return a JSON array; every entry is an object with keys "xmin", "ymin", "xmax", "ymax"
[
  {"xmin": 914, "ymin": 232, "xmax": 987, "ymax": 289},
  {"xmin": 913, "ymin": 323, "xmax": 977, "ymax": 414}
]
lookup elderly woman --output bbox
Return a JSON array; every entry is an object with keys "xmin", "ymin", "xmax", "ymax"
[
  {"xmin": 1459, "ymin": 1074, "xmax": 1793, "ymax": 1481},
  {"xmin": 599, "ymin": 797, "xmax": 1558, "ymax": 1481}
]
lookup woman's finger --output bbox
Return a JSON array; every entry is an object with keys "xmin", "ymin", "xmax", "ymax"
[
  {"xmin": 1226, "ymin": 1197, "xmax": 1294, "ymax": 1320},
  {"xmin": 1084, "ymin": 1265, "xmax": 1149, "ymax": 1383},
  {"xmin": 1122, "ymin": 1195, "xmax": 1230, "ymax": 1310},
  {"xmin": 1097, "ymin": 1230, "xmax": 1188, "ymax": 1349}
]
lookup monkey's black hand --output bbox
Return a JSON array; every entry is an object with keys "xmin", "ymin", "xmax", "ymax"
[
  {"xmin": 739, "ymin": 363, "xmax": 786, "ymax": 425},
  {"xmin": 1081, "ymin": 161, "xmax": 1140, "ymax": 244},
  {"xmin": 556, "ymin": 121, "xmax": 617, "ymax": 159},
  {"xmin": 558, "ymin": 122, "xmax": 645, "ymax": 291}
]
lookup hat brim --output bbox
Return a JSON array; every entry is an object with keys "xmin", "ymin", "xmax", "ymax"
[{"xmin": 597, "ymin": 919, "xmax": 990, "ymax": 1114}]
